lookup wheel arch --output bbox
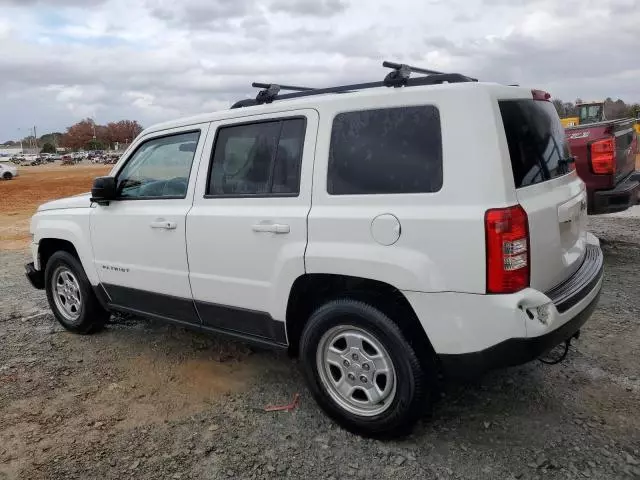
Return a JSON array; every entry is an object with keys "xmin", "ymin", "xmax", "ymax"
[
  {"xmin": 39, "ymin": 238, "xmax": 80, "ymax": 271},
  {"xmin": 285, "ymin": 273, "xmax": 436, "ymax": 363},
  {"xmin": 35, "ymin": 218, "xmax": 98, "ymax": 285}
]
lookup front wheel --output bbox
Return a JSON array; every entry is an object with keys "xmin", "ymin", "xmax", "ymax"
[
  {"xmin": 2, "ymin": 172, "xmax": 12, "ymax": 180},
  {"xmin": 45, "ymin": 251, "xmax": 110, "ymax": 334},
  {"xmin": 300, "ymin": 299, "xmax": 434, "ymax": 438}
]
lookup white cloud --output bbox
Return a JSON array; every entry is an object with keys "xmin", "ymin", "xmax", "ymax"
[{"xmin": 0, "ymin": 0, "xmax": 638, "ymax": 140}]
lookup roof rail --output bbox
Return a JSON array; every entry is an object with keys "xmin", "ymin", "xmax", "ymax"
[{"xmin": 230, "ymin": 60, "xmax": 477, "ymax": 109}]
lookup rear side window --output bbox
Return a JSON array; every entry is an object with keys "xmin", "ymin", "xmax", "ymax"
[
  {"xmin": 328, "ymin": 106, "xmax": 443, "ymax": 195},
  {"xmin": 499, "ymin": 99, "xmax": 571, "ymax": 188}
]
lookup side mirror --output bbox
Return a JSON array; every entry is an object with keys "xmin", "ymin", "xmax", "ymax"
[{"xmin": 91, "ymin": 176, "xmax": 117, "ymax": 205}]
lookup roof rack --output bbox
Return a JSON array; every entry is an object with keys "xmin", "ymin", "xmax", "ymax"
[{"xmin": 230, "ymin": 60, "xmax": 477, "ymax": 108}]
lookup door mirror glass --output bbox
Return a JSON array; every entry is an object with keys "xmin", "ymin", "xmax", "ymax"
[{"xmin": 91, "ymin": 176, "xmax": 117, "ymax": 204}]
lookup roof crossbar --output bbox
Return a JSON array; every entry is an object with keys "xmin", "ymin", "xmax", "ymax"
[
  {"xmin": 252, "ymin": 82, "xmax": 315, "ymax": 92},
  {"xmin": 252, "ymin": 82, "xmax": 316, "ymax": 104},
  {"xmin": 230, "ymin": 60, "xmax": 478, "ymax": 108}
]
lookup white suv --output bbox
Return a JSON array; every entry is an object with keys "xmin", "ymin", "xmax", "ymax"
[{"xmin": 26, "ymin": 62, "xmax": 603, "ymax": 437}]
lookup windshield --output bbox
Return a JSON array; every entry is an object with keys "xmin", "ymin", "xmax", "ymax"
[{"xmin": 499, "ymin": 99, "xmax": 572, "ymax": 189}]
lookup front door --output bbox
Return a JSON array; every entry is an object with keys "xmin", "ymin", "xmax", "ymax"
[
  {"xmin": 90, "ymin": 124, "xmax": 209, "ymax": 325},
  {"xmin": 187, "ymin": 111, "xmax": 318, "ymax": 344}
]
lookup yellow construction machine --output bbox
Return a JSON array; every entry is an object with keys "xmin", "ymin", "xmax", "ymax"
[{"xmin": 560, "ymin": 101, "xmax": 605, "ymax": 128}]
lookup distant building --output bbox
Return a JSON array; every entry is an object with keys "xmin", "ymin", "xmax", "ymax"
[{"xmin": 0, "ymin": 146, "xmax": 22, "ymax": 156}]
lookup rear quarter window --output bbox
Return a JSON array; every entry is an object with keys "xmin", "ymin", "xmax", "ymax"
[
  {"xmin": 328, "ymin": 106, "xmax": 443, "ymax": 195},
  {"xmin": 499, "ymin": 99, "xmax": 571, "ymax": 188}
]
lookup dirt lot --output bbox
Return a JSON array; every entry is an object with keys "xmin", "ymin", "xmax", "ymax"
[
  {"xmin": 0, "ymin": 165, "xmax": 639, "ymax": 479},
  {"xmin": 0, "ymin": 164, "xmax": 109, "ymax": 250}
]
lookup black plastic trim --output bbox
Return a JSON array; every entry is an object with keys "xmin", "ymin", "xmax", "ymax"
[
  {"xmin": 104, "ymin": 284, "xmax": 200, "ymax": 325},
  {"xmin": 545, "ymin": 244, "xmax": 604, "ymax": 313},
  {"xmin": 25, "ymin": 262, "xmax": 45, "ymax": 290},
  {"xmin": 92, "ymin": 283, "xmax": 111, "ymax": 310},
  {"xmin": 100, "ymin": 284, "xmax": 287, "ymax": 348},
  {"xmin": 440, "ymin": 289, "xmax": 601, "ymax": 379},
  {"xmin": 195, "ymin": 300, "xmax": 287, "ymax": 345}
]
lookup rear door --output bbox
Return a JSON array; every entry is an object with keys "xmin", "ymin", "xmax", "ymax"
[
  {"xmin": 186, "ymin": 110, "xmax": 317, "ymax": 344},
  {"xmin": 499, "ymin": 99, "xmax": 587, "ymax": 292}
]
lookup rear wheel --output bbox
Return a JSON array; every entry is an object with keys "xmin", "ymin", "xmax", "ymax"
[
  {"xmin": 2, "ymin": 172, "xmax": 12, "ymax": 180},
  {"xmin": 45, "ymin": 251, "xmax": 110, "ymax": 334},
  {"xmin": 300, "ymin": 299, "xmax": 434, "ymax": 437}
]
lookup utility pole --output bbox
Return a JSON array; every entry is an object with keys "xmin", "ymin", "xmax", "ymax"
[{"xmin": 33, "ymin": 126, "xmax": 37, "ymax": 150}]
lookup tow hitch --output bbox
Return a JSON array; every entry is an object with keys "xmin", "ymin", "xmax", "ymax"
[{"xmin": 538, "ymin": 330, "xmax": 581, "ymax": 365}]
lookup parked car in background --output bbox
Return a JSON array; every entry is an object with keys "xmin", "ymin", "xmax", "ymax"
[
  {"xmin": 566, "ymin": 117, "xmax": 639, "ymax": 214},
  {"xmin": 0, "ymin": 160, "xmax": 18, "ymax": 179}
]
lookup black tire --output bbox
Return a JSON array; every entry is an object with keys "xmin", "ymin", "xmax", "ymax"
[
  {"xmin": 45, "ymin": 251, "xmax": 110, "ymax": 334},
  {"xmin": 300, "ymin": 299, "xmax": 434, "ymax": 438},
  {"xmin": 2, "ymin": 172, "xmax": 12, "ymax": 180}
]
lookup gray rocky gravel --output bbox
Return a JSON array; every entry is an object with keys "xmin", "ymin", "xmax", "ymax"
[{"xmin": 1, "ymin": 212, "xmax": 639, "ymax": 479}]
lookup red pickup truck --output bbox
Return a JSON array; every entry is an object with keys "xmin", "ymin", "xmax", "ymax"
[{"xmin": 566, "ymin": 118, "xmax": 639, "ymax": 214}]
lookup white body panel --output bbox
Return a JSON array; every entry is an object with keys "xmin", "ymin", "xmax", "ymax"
[
  {"xmin": 515, "ymin": 174, "xmax": 587, "ymax": 292},
  {"xmin": 406, "ymin": 233, "xmax": 600, "ymax": 354},
  {"xmin": 89, "ymin": 123, "xmax": 209, "ymax": 300},
  {"xmin": 187, "ymin": 110, "xmax": 318, "ymax": 322},
  {"xmin": 305, "ymin": 88, "xmax": 519, "ymax": 294},
  {"xmin": 30, "ymin": 211, "xmax": 98, "ymax": 283}
]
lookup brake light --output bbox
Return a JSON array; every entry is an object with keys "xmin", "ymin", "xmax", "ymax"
[
  {"xmin": 485, "ymin": 205, "xmax": 529, "ymax": 294},
  {"xmin": 590, "ymin": 137, "xmax": 615, "ymax": 175},
  {"xmin": 532, "ymin": 89, "xmax": 551, "ymax": 101}
]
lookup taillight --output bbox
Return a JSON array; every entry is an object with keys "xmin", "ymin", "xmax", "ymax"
[
  {"xmin": 485, "ymin": 205, "xmax": 529, "ymax": 294},
  {"xmin": 590, "ymin": 137, "xmax": 615, "ymax": 175}
]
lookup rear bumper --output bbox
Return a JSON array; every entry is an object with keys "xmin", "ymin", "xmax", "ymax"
[
  {"xmin": 439, "ymin": 290, "xmax": 600, "ymax": 378},
  {"xmin": 404, "ymin": 237, "xmax": 604, "ymax": 379},
  {"xmin": 590, "ymin": 173, "xmax": 639, "ymax": 214},
  {"xmin": 25, "ymin": 262, "xmax": 45, "ymax": 290}
]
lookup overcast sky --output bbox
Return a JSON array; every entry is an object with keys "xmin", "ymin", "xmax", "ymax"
[{"xmin": 0, "ymin": 0, "xmax": 638, "ymax": 141}]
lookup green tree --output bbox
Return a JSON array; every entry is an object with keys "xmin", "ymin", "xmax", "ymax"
[{"xmin": 40, "ymin": 143, "xmax": 56, "ymax": 154}]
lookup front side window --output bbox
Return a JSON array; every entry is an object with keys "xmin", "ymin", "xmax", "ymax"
[
  {"xmin": 328, "ymin": 106, "xmax": 443, "ymax": 195},
  {"xmin": 117, "ymin": 131, "xmax": 200, "ymax": 199},
  {"xmin": 207, "ymin": 118, "xmax": 306, "ymax": 196}
]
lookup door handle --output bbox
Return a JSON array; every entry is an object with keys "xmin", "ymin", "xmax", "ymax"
[
  {"xmin": 150, "ymin": 220, "xmax": 177, "ymax": 230},
  {"xmin": 252, "ymin": 223, "xmax": 290, "ymax": 234}
]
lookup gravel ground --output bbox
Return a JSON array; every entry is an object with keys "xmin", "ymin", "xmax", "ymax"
[{"xmin": 1, "ymin": 213, "xmax": 639, "ymax": 480}]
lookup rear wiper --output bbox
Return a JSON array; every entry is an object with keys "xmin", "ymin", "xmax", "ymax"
[{"xmin": 558, "ymin": 156, "xmax": 576, "ymax": 174}]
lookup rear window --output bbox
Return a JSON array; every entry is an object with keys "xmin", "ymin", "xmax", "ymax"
[
  {"xmin": 328, "ymin": 106, "xmax": 442, "ymax": 195},
  {"xmin": 499, "ymin": 99, "xmax": 571, "ymax": 188}
]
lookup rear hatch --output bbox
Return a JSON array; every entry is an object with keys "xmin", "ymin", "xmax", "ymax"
[{"xmin": 499, "ymin": 98, "xmax": 587, "ymax": 292}]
